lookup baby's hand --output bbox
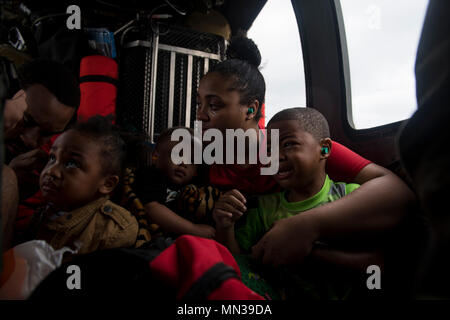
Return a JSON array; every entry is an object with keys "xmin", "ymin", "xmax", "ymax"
[
  {"xmin": 191, "ymin": 224, "xmax": 216, "ymax": 239},
  {"xmin": 213, "ymin": 189, "xmax": 247, "ymax": 229}
]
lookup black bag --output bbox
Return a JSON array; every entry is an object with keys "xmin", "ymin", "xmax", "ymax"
[
  {"xmin": 29, "ymin": 237, "xmax": 175, "ymax": 299},
  {"xmin": 31, "ymin": 6, "xmax": 92, "ymax": 75},
  {"xmin": 29, "ymin": 235, "xmax": 262, "ymax": 300}
]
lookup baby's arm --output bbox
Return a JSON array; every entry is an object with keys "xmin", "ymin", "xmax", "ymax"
[
  {"xmin": 213, "ymin": 189, "xmax": 247, "ymax": 255},
  {"xmin": 144, "ymin": 201, "xmax": 215, "ymax": 238}
]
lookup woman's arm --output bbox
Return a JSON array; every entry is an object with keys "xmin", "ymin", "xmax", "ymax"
[
  {"xmin": 317, "ymin": 163, "xmax": 416, "ymax": 236},
  {"xmin": 252, "ymin": 163, "xmax": 416, "ymax": 267},
  {"xmin": 144, "ymin": 202, "xmax": 215, "ymax": 238},
  {"xmin": 310, "ymin": 245, "xmax": 385, "ymax": 273},
  {"xmin": 2, "ymin": 165, "xmax": 19, "ymax": 252}
]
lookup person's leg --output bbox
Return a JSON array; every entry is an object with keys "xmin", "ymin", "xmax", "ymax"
[{"xmin": 1, "ymin": 165, "xmax": 19, "ymax": 252}]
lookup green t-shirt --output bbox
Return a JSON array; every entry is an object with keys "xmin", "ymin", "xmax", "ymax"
[{"xmin": 236, "ymin": 175, "xmax": 360, "ymax": 251}]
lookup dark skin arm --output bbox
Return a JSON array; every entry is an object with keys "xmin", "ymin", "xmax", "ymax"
[
  {"xmin": 9, "ymin": 148, "xmax": 48, "ymax": 200},
  {"xmin": 1, "ymin": 165, "xmax": 19, "ymax": 252},
  {"xmin": 213, "ymin": 189, "xmax": 247, "ymax": 255},
  {"xmin": 252, "ymin": 163, "xmax": 416, "ymax": 267},
  {"xmin": 144, "ymin": 201, "xmax": 216, "ymax": 239},
  {"xmin": 310, "ymin": 245, "xmax": 385, "ymax": 273}
]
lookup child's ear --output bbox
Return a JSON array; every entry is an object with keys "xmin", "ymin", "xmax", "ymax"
[
  {"xmin": 99, "ymin": 175, "xmax": 120, "ymax": 195},
  {"xmin": 320, "ymin": 138, "xmax": 332, "ymax": 159}
]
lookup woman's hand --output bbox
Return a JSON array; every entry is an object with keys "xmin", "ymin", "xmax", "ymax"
[
  {"xmin": 252, "ymin": 213, "xmax": 319, "ymax": 267},
  {"xmin": 9, "ymin": 148, "xmax": 49, "ymax": 173},
  {"xmin": 213, "ymin": 189, "xmax": 247, "ymax": 229},
  {"xmin": 9, "ymin": 148, "xmax": 49, "ymax": 199}
]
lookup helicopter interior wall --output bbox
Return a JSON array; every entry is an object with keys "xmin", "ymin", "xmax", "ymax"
[
  {"xmin": 1, "ymin": 0, "xmax": 416, "ymax": 169},
  {"xmin": 16, "ymin": 0, "xmax": 267, "ymax": 39}
]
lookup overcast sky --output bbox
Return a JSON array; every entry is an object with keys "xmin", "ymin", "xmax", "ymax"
[{"xmin": 248, "ymin": 0, "xmax": 429, "ymax": 129}]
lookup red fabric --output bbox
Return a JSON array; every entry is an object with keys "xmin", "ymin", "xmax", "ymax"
[
  {"xmin": 77, "ymin": 55, "xmax": 118, "ymax": 121},
  {"xmin": 40, "ymin": 134, "xmax": 60, "ymax": 153},
  {"xmin": 258, "ymin": 102, "xmax": 266, "ymax": 129},
  {"xmin": 15, "ymin": 191, "xmax": 45, "ymax": 233},
  {"xmin": 326, "ymin": 141, "xmax": 372, "ymax": 183},
  {"xmin": 208, "ymin": 129, "xmax": 280, "ymax": 195},
  {"xmin": 149, "ymin": 235, "xmax": 264, "ymax": 300},
  {"xmin": 209, "ymin": 141, "xmax": 371, "ymax": 194},
  {"xmin": 209, "ymin": 163, "xmax": 279, "ymax": 195}
]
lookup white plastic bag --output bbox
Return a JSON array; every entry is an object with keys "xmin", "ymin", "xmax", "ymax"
[{"xmin": 0, "ymin": 240, "xmax": 77, "ymax": 299}]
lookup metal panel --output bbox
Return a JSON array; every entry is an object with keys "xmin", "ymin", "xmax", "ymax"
[
  {"xmin": 154, "ymin": 50, "xmax": 170, "ymax": 138},
  {"xmin": 142, "ymin": 41, "xmax": 152, "ymax": 135},
  {"xmin": 125, "ymin": 42, "xmax": 221, "ymax": 60},
  {"xmin": 148, "ymin": 30, "xmax": 159, "ymax": 143},
  {"xmin": 159, "ymin": 44, "xmax": 221, "ymax": 60},
  {"xmin": 118, "ymin": 24, "xmax": 225, "ymax": 140},
  {"xmin": 204, "ymin": 58, "xmax": 209, "ymax": 74},
  {"xmin": 185, "ymin": 55, "xmax": 193, "ymax": 127},
  {"xmin": 124, "ymin": 40, "xmax": 152, "ymax": 49},
  {"xmin": 168, "ymin": 51, "xmax": 176, "ymax": 128}
]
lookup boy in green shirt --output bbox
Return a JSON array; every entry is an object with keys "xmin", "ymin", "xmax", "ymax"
[
  {"xmin": 236, "ymin": 174, "xmax": 359, "ymax": 252},
  {"xmin": 214, "ymin": 107, "xmax": 360, "ymax": 299}
]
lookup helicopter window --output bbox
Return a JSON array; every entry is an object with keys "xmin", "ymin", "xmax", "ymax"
[
  {"xmin": 248, "ymin": 0, "xmax": 306, "ymax": 124},
  {"xmin": 340, "ymin": 0, "xmax": 429, "ymax": 129}
]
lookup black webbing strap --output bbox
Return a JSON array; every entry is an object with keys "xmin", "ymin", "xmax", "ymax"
[
  {"xmin": 182, "ymin": 262, "xmax": 240, "ymax": 300},
  {"xmin": 79, "ymin": 75, "xmax": 118, "ymax": 86}
]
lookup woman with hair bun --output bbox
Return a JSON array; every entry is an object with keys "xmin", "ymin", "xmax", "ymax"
[
  {"xmin": 197, "ymin": 35, "xmax": 275, "ymax": 194},
  {"xmin": 197, "ymin": 35, "xmax": 415, "ymax": 267}
]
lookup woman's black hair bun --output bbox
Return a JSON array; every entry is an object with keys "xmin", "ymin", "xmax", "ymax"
[{"xmin": 226, "ymin": 34, "xmax": 261, "ymax": 68}]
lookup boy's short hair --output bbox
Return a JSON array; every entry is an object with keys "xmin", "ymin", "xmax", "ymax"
[
  {"xmin": 156, "ymin": 126, "xmax": 195, "ymax": 151},
  {"xmin": 268, "ymin": 107, "xmax": 330, "ymax": 141},
  {"xmin": 71, "ymin": 116, "xmax": 126, "ymax": 176}
]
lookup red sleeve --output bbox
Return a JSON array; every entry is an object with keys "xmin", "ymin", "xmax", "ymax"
[
  {"xmin": 40, "ymin": 134, "xmax": 60, "ymax": 153},
  {"xmin": 258, "ymin": 102, "xmax": 266, "ymax": 129},
  {"xmin": 15, "ymin": 190, "xmax": 45, "ymax": 233},
  {"xmin": 326, "ymin": 141, "xmax": 372, "ymax": 183}
]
